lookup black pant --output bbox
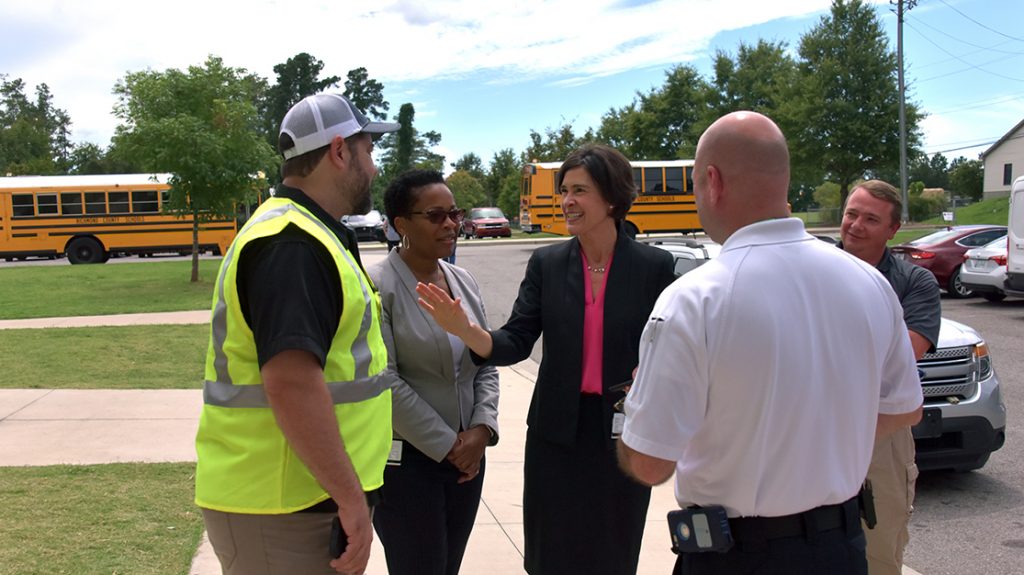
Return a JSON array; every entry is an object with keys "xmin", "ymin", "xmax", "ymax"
[
  {"xmin": 372, "ymin": 442, "xmax": 485, "ymax": 575},
  {"xmin": 673, "ymin": 521, "xmax": 867, "ymax": 575}
]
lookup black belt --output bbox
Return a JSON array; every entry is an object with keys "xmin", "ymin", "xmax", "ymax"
[
  {"xmin": 728, "ymin": 497, "xmax": 859, "ymax": 542},
  {"xmin": 296, "ymin": 488, "xmax": 383, "ymax": 513}
]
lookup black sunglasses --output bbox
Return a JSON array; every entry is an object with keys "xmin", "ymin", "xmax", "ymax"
[{"xmin": 409, "ymin": 208, "xmax": 465, "ymax": 225}]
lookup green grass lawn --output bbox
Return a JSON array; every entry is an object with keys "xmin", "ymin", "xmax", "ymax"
[
  {"xmin": 0, "ymin": 324, "xmax": 207, "ymax": 389},
  {"xmin": 0, "ymin": 259, "xmax": 221, "ymax": 320},
  {"xmin": 921, "ymin": 195, "xmax": 1009, "ymax": 226},
  {"xmin": 0, "ymin": 463, "xmax": 203, "ymax": 575},
  {"xmin": 887, "ymin": 196, "xmax": 1009, "ymax": 246}
]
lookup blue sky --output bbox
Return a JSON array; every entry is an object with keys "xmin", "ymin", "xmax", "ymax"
[{"xmin": 2, "ymin": 0, "xmax": 1021, "ymax": 171}]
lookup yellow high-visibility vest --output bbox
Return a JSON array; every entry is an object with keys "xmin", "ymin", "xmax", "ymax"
[{"xmin": 195, "ymin": 197, "xmax": 391, "ymax": 514}]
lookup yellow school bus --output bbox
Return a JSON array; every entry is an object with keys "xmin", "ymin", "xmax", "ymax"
[
  {"xmin": 0, "ymin": 173, "xmax": 236, "ymax": 264},
  {"xmin": 519, "ymin": 159, "xmax": 701, "ymax": 236}
]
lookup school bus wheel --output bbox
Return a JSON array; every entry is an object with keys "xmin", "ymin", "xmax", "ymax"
[{"xmin": 66, "ymin": 237, "xmax": 106, "ymax": 265}]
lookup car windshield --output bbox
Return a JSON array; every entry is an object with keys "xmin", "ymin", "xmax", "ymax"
[
  {"xmin": 908, "ymin": 229, "xmax": 960, "ymax": 246},
  {"xmin": 471, "ymin": 208, "xmax": 504, "ymax": 219}
]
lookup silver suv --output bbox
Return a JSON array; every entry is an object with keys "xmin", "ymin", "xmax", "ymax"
[
  {"xmin": 913, "ymin": 318, "xmax": 1006, "ymax": 472},
  {"xmin": 641, "ymin": 237, "xmax": 721, "ymax": 277},
  {"xmin": 647, "ymin": 238, "xmax": 1007, "ymax": 472}
]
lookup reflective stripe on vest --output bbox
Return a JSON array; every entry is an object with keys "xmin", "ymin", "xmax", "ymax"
[
  {"xmin": 207, "ymin": 201, "xmax": 379, "ymax": 402},
  {"xmin": 203, "ymin": 372, "xmax": 391, "ymax": 408}
]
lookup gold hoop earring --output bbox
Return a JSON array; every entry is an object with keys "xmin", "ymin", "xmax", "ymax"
[{"xmin": 401, "ymin": 235, "xmax": 410, "ymax": 250}]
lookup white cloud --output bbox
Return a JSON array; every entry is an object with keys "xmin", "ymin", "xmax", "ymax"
[{"xmin": 1, "ymin": 0, "xmax": 864, "ymax": 148}]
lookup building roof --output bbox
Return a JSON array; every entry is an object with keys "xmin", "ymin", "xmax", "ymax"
[{"xmin": 980, "ymin": 117, "xmax": 1024, "ymax": 159}]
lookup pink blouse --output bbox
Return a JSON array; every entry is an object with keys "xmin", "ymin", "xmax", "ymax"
[{"xmin": 580, "ymin": 250, "xmax": 613, "ymax": 395}]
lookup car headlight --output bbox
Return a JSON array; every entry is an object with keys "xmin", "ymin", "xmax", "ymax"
[{"xmin": 973, "ymin": 342, "xmax": 992, "ymax": 381}]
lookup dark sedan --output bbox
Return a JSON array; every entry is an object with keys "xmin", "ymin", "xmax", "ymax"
[{"xmin": 890, "ymin": 225, "xmax": 1007, "ymax": 298}]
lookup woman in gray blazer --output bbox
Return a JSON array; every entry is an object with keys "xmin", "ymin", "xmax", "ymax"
[{"xmin": 368, "ymin": 170, "xmax": 499, "ymax": 575}]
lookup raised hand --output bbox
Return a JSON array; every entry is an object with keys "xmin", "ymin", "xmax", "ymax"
[{"xmin": 416, "ymin": 281, "xmax": 471, "ymax": 337}]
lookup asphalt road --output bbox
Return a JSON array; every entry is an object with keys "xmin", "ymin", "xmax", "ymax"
[{"xmin": 455, "ymin": 240, "xmax": 1023, "ymax": 575}]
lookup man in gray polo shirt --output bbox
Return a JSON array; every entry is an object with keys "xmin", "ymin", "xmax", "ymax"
[{"xmin": 840, "ymin": 179, "xmax": 941, "ymax": 575}]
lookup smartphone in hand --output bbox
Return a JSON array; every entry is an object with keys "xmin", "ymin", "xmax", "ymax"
[{"xmin": 329, "ymin": 516, "xmax": 348, "ymax": 559}]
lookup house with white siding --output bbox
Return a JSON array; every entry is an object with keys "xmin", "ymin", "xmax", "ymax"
[{"xmin": 980, "ymin": 118, "xmax": 1024, "ymax": 200}]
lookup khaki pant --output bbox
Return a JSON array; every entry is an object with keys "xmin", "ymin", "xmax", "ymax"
[
  {"xmin": 202, "ymin": 508, "xmax": 339, "ymax": 575},
  {"xmin": 863, "ymin": 427, "xmax": 918, "ymax": 575}
]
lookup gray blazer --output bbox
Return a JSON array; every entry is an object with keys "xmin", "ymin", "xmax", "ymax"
[{"xmin": 369, "ymin": 249, "xmax": 500, "ymax": 462}]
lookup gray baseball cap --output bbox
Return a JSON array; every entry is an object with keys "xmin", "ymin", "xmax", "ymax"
[{"xmin": 279, "ymin": 93, "xmax": 400, "ymax": 159}]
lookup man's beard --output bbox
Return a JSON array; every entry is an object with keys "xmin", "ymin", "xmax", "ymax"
[{"xmin": 352, "ymin": 182, "xmax": 373, "ymax": 215}]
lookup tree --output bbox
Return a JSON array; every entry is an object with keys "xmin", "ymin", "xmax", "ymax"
[
  {"xmin": 0, "ymin": 75, "xmax": 73, "ymax": 175},
  {"xmin": 373, "ymin": 103, "xmax": 445, "ymax": 207},
  {"xmin": 703, "ymin": 40, "xmax": 797, "ymax": 128},
  {"xmin": 113, "ymin": 55, "xmax": 278, "ymax": 281},
  {"xmin": 788, "ymin": 0, "xmax": 923, "ymax": 209},
  {"xmin": 598, "ymin": 64, "xmax": 708, "ymax": 160},
  {"xmin": 948, "ymin": 157, "xmax": 983, "ymax": 201},
  {"xmin": 812, "ymin": 181, "xmax": 842, "ymax": 225},
  {"xmin": 907, "ymin": 181, "xmax": 944, "ymax": 221},
  {"xmin": 702, "ymin": 40, "xmax": 815, "ymax": 201},
  {"xmin": 909, "ymin": 152, "xmax": 949, "ymax": 189},
  {"xmin": 344, "ymin": 67, "xmax": 389, "ymax": 121},
  {"xmin": 521, "ymin": 122, "xmax": 590, "ymax": 164},
  {"xmin": 486, "ymin": 148, "xmax": 521, "ymax": 213},
  {"xmin": 446, "ymin": 170, "xmax": 487, "ymax": 209},
  {"xmin": 67, "ymin": 142, "xmax": 107, "ymax": 174},
  {"xmin": 261, "ymin": 53, "xmax": 339, "ymax": 150},
  {"xmin": 451, "ymin": 153, "xmax": 486, "ymax": 182}
]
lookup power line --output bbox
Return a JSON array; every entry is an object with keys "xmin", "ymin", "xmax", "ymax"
[
  {"xmin": 926, "ymin": 133, "xmax": 1024, "ymax": 156},
  {"xmin": 930, "ymin": 94, "xmax": 1024, "ymax": 115},
  {"xmin": 935, "ymin": 0, "xmax": 1024, "ymax": 43},
  {"xmin": 915, "ymin": 50, "xmax": 1021, "ymax": 83},
  {"xmin": 906, "ymin": 20, "xmax": 1024, "ymax": 82},
  {"xmin": 907, "ymin": 14, "xmax": 1024, "ymax": 56}
]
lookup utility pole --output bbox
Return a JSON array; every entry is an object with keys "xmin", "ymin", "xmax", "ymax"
[{"xmin": 892, "ymin": 0, "xmax": 917, "ymax": 222}]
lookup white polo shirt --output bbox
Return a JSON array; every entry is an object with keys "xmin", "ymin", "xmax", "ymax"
[{"xmin": 622, "ymin": 218, "xmax": 922, "ymax": 518}]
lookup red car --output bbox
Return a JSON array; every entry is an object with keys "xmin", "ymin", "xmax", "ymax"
[
  {"xmin": 462, "ymin": 207, "xmax": 512, "ymax": 239},
  {"xmin": 890, "ymin": 225, "xmax": 1007, "ymax": 298}
]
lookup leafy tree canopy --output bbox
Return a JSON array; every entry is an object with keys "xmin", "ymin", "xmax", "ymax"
[
  {"xmin": 1, "ymin": 75, "xmax": 73, "ymax": 175},
  {"xmin": 788, "ymin": 0, "xmax": 923, "ymax": 207},
  {"xmin": 446, "ymin": 170, "xmax": 487, "ymax": 209},
  {"xmin": 345, "ymin": 67, "xmax": 389, "ymax": 121},
  {"xmin": 113, "ymin": 55, "xmax": 278, "ymax": 280}
]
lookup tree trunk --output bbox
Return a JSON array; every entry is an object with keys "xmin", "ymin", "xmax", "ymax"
[
  {"xmin": 839, "ymin": 181, "xmax": 851, "ymax": 214},
  {"xmin": 191, "ymin": 209, "xmax": 200, "ymax": 283}
]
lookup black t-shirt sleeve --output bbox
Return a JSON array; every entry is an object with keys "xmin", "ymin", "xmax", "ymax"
[{"xmin": 236, "ymin": 224, "xmax": 342, "ymax": 368}]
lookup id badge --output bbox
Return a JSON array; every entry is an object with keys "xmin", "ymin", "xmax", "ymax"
[
  {"xmin": 387, "ymin": 440, "xmax": 403, "ymax": 466},
  {"xmin": 611, "ymin": 412, "xmax": 625, "ymax": 439}
]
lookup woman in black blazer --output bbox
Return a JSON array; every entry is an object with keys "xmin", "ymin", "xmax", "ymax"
[{"xmin": 418, "ymin": 144, "xmax": 677, "ymax": 575}]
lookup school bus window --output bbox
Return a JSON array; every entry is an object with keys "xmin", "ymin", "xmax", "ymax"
[
  {"xmin": 161, "ymin": 189, "xmax": 171, "ymax": 209},
  {"xmin": 109, "ymin": 191, "xmax": 130, "ymax": 214},
  {"xmin": 12, "ymin": 194, "xmax": 34, "ymax": 217},
  {"xmin": 665, "ymin": 167, "xmax": 684, "ymax": 194},
  {"xmin": 644, "ymin": 167, "xmax": 666, "ymax": 195},
  {"xmin": 686, "ymin": 167, "xmax": 694, "ymax": 192},
  {"xmin": 61, "ymin": 192, "xmax": 84, "ymax": 215},
  {"xmin": 37, "ymin": 193, "xmax": 59, "ymax": 215},
  {"xmin": 632, "ymin": 168, "xmax": 642, "ymax": 192},
  {"xmin": 132, "ymin": 190, "xmax": 159, "ymax": 213},
  {"xmin": 85, "ymin": 192, "xmax": 107, "ymax": 215}
]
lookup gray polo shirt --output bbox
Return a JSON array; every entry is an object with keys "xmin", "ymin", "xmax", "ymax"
[{"xmin": 876, "ymin": 247, "xmax": 942, "ymax": 352}]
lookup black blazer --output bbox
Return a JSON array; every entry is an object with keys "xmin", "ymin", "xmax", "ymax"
[{"xmin": 479, "ymin": 229, "xmax": 676, "ymax": 448}]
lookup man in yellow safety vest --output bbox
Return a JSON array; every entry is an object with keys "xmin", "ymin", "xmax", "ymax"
[{"xmin": 195, "ymin": 93, "xmax": 399, "ymax": 575}]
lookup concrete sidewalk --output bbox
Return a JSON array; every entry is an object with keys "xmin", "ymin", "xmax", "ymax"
[
  {"xmin": 0, "ymin": 305, "xmax": 922, "ymax": 575},
  {"xmin": 0, "ymin": 362, "xmax": 680, "ymax": 574}
]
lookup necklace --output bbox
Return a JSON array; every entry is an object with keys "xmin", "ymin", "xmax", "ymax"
[{"xmin": 586, "ymin": 264, "xmax": 606, "ymax": 274}]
